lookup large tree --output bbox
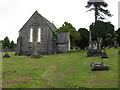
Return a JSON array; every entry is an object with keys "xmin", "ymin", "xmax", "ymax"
[
  {"xmin": 115, "ymin": 28, "xmax": 120, "ymax": 45},
  {"xmin": 10, "ymin": 40, "xmax": 15, "ymax": 48},
  {"xmin": 3, "ymin": 36, "xmax": 10, "ymax": 49},
  {"xmin": 0, "ymin": 40, "xmax": 3, "ymax": 49},
  {"xmin": 85, "ymin": 0, "xmax": 112, "ymax": 22},
  {"xmin": 57, "ymin": 22, "xmax": 80, "ymax": 48},
  {"xmin": 78, "ymin": 28, "xmax": 89, "ymax": 49},
  {"xmin": 90, "ymin": 20, "xmax": 115, "ymax": 47}
]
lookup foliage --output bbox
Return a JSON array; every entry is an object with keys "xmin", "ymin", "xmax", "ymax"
[
  {"xmin": 10, "ymin": 40, "xmax": 15, "ymax": 48},
  {"xmin": 57, "ymin": 22, "xmax": 75, "ymax": 33},
  {"xmin": 71, "ymin": 31, "xmax": 80, "ymax": 47},
  {"xmin": 115, "ymin": 28, "xmax": 120, "ymax": 45},
  {"xmin": 2, "ymin": 36, "xmax": 16, "ymax": 50},
  {"xmin": 0, "ymin": 40, "xmax": 3, "ymax": 49},
  {"xmin": 78, "ymin": 28, "xmax": 89, "ymax": 49},
  {"xmin": 2, "ymin": 36, "xmax": 10, "ymax": 49},
  {"xmin": 105, "ymin": 33, "xmax": 114, "ymax": 46},
  {"xmin": 2, "ymin": 48, "xmax": 118, "ymax": 88},
  {"xmin": 85, "ymin": 0, "xmax": 112, "ymax": 22},
  {"xmin": 90, "ymin": 20, "xmax": 115, "ymax": 47},
  {"xmin": 57, "ymin": 22, "xmax": 80, "ymax": 48}
]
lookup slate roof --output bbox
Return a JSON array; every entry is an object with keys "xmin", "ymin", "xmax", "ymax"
[
  {"xmin": 41, "ymin": 16, "xmax": 57, "ymax": 31},
  {"xmin": 57, "ymin": 32, "xmax": 70, "ymax": 44},
  {"xmin": 19, "ymin": 10, "xmax": 57, "ymax": 32}
]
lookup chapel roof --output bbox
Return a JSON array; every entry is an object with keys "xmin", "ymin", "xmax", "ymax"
[
  {"xmin": 57, "ymin": 32, "xmax": 70, "ymax": 44},
  {"xmin": 19, "ymin": 10, "xmax": 57, "ymax": 32}
]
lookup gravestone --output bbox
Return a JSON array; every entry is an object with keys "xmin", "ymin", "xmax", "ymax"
[
  {"xmin": 3, "ymin": 47, "xmax": 10, "ymax": 58},
  {"xmin": 114, "ymin": 41, "xmax": 118, "ymax": 48},
  {"xmin": 101, "ymin": 49, "xmax": 109, "ymax": 58},
  {"xmin": 87, "ymin": 23, "xmax": 102, "ymax": 57},
  {"xmin": 91, "ymin": 62, "xmax": 109, "ymax": 71},
  {"xmin": 87, "ymin": 37, "xmax": 102, "ymax": 57},
  {"xmin": 98, "ymin": 37, "xmax": 102, "ymax": 53},
  {"xmin": 87, "ymin": 40, "xmax": 99, "ymax": 57}
]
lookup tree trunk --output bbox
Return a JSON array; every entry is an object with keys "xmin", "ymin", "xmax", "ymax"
[{"xmin": 95, "ymin": 5, "xmax": 98, "ymax": 22}]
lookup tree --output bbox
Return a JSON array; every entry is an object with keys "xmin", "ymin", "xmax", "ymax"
[
  {"xmin": 10, "ymin": 40, "xmax": 15, "ymax": 48},
  {"xmin": 3, "ymin": 36, "xmax": 10, "ymax": 49},
  {"xmin": 105, "ymin": 33, "xmax": 114, "ymax": 46},
  {"xmin": 57, "ymin": 22, "xmax": 80, "ymax": 48},
  {"xmin": 90, "ymin": 20, "xmax": 115, "ymax": 47},
  {"xmin": 85, "ymin": 0, "xmax": 112, "ymax": 22},
  {"xmin": 71, "ymin": 31, "xmax": 80, "ymax": 48},
  {"xmin": 115, "ymin": 28, "xmax": 120, "ymax": 45},
  {"xmin": 78, "ymin": 28, "xmax": 89, "ymax": 49},
  {"xmin": 0, "ymin": 40, "xmax": 3, "ymax": 49}
]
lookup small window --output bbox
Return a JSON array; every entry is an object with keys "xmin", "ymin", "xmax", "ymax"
[
  {"xmin": 38, "ymin": 28, "xmax": 41, "ymax": 42},
  {"xmin": 30, "ymin": 28, "xmax": 33, "ymax": 42}
]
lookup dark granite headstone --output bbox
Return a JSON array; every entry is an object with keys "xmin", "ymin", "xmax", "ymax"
[{"xmin": 3, "ymin": 47, "xmax": 10, "ymax": 58}]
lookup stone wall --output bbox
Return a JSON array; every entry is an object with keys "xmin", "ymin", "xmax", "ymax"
[
  {"xmin": 15, "ymin": 11, "xmax": 54, "ymax": 55},
  {"xmin": 15, "ymin": 11, "xmax": 70, "ymax": 56}
]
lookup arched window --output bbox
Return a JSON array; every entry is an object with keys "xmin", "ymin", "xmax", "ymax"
[
  {"xmin": 38, "ymin": 28, "xmax": 41, "ymax": 42},
  {"xmin": 30, "ymin": 28, "xmax": 33, "ymax": 42}
]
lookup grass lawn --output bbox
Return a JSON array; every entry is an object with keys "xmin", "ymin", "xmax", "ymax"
[{"xmin": 2, "ymin": 48, "xmax": 118, "ymax": 88}]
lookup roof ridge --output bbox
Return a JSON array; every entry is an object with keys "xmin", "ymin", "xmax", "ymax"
[
  {"xmin": 38, "ymin": 13, "xmax": 57, "ymax": 31},
  {"xmin": 19, "ymin": 11, "xmax": 57, "ymax": 32}
]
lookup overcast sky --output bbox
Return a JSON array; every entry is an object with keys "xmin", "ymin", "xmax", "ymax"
[{"xmin": 0, "ymin": 0, "xmax": 119, "ymax": 43}]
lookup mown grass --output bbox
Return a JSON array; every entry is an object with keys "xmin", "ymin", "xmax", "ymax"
[{"xmin": 2, "ymin": 48, "xmax": 118, "ymax": 88}]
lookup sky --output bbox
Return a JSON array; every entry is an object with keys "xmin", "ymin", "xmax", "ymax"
[{"xmin": 0, "ymin": 0, "xmax": 119, "ymax": 43}]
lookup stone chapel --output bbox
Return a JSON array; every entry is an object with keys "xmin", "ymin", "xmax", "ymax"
[{"xmin": 15, "ymin": 11, "xmax": 70, "ymax": 56}]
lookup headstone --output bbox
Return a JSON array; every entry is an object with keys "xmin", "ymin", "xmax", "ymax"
[
  {"xmin": 91, "ymin": 62, "xmax": 109, "ymax": 71},
  {"xmin": 3, "ymin": 47, "xmax": 10, "ymax": 58},
  {"xmin": 98, "ymin": 37, "xmax": 102, "ymax": 53},
  {"xmin": 114, "ymin": 41, "xmax": 118, "ymax": 48},
  {"xmin": 87, "ymin": 24, "xmax": 102, "ymax": 57},
  {"xmin": 101, "ymin": 49, "xmax": 109, "ymax": 58},
  {"xmin": 87, "ymin": 40, "xmax": 99, "ymax": 57},
  {"xmin": 87, "ymin": 37, "xmax": 103, "ymax": 57}
]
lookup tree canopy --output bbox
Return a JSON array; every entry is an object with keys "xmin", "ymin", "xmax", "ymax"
[
  {"xmin": 10, "ymin": 40, "xmax": 15, "ymax": 48},
  {"xmin": 2, "ymin": 36, "xmax": 10, "ymax": 48},
  {"xmin": 85, "ymin": 0, "xmax": 112, "ymax": 22},
  {"xmin": 90, "ymin": 20, "xmax": 115, "ymax": 47},
  {"xmin": 2, "ymin": 36, "xmax": 16, "ymax": 50},
  {"xmin": 57, "ymin": 22, "xmax": 80, "ymax": 48},
  {"xmin": 115, "ymin": 28, "xmax": 120, "ymax": 45},
  {"xmin": 78, "ymin": 28, "xmax": 89, "ymax": 49}
]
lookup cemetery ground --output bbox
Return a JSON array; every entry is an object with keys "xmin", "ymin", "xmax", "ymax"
[{"xmin": 2, "ymin": 48, "xmax": 118, "ymax": 88}]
